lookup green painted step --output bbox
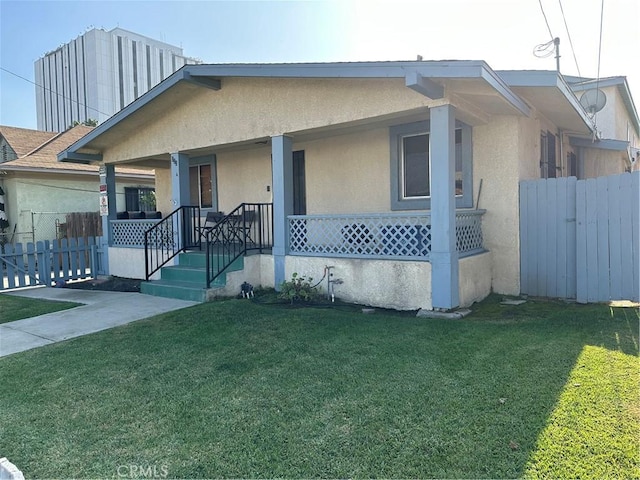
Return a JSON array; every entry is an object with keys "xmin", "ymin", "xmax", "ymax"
[
  {"xmin": 178, "ymin": 251, "xmax": 244, "ymax": 272},
  {"xmin": 141, "ymin": 251, "xmax": 245, "ymax": 302},
  {"xmin": 141, "ymin": 279, "xmax": 222, "ymax": 302},
  {"xmin": 161, "ymin": 265, "xmax": 208, "ymax": 284}
]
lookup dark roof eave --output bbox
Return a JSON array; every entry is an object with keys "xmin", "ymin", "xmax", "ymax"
[{"xmin": 0, "ymin": 165, "xmax": 153, "ymax": 179}]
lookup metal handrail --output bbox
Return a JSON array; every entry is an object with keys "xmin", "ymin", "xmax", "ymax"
[
  {"xmin": 144, "ymin": 205, "xmax": 200, "ymax": 280},
  {"xmin": 205, "ymin": 203, "xmax": 273, "ymax": 287}
]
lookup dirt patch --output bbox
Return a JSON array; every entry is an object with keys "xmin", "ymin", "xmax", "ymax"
[{"xmin": 63, "ymin": 276, "xmax": 141, "ymax": 292}]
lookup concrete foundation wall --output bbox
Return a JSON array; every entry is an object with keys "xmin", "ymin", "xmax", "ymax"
[
  {"xmin": 285, "ymin": 255, "xmax": 432, "ymax": 311},
  {"xmin": 108, "ymin": 246, "xmax": 169, "ymax": 280},
  {"xmin": 459, "ymin": 252, "xmax": 492, "ymax": 307},
  {"xmin": 215, "ymin": 254, "xmax": 275, "ymax": 298}
]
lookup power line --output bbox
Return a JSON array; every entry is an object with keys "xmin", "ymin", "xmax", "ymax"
[
  {"xmin": 538, "ymin": 0, "xmax": 554, "ymax": 39},
  {"xmin": 594, "ymin": 0, "xmax": 605, "ymax": 131},
  {"xmin": 0, "ymin": 66, "xmax": 109, "ymax": 118},
  {"xmin": 558, "ymin": 0, "xmax": 582, "ymax": 78}
]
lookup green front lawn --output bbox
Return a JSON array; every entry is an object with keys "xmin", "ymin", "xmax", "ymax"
[
  {"xmin": 0, "ymin": 295, "xmax": 637, "ymax": 478},
  {"xmin": 0, "ymin": 293, "xmax": 80, "ymax": 324}
]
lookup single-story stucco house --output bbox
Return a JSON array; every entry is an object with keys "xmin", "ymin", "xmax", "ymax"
[
  {"xmin": 0, "ymin": 125, "xmax": 155, "ymax": 243},
  {"xmin": 57, "ymin": 60, "xmax": 639, "ymax": 310}
]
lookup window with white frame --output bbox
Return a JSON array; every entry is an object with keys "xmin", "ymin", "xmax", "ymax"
[{"xmin": 390, "ymin": 120, "xmax": 473, "ymax": 210}]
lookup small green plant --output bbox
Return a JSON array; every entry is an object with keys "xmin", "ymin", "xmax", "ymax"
[{"xmin": 278, "ymin": 272, "xmax": 320, "ymax": 304}]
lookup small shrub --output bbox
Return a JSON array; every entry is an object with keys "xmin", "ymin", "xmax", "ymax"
[{"xmin": 278, "ymin": 272, "xmax": 320, "ymax": 304}]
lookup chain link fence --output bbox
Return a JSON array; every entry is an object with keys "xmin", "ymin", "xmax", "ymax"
[{"xmin": 2, "ymin": 210, "xmax": 102, "ymax": 245}]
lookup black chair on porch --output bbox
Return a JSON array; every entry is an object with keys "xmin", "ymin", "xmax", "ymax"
[
  {"xmin": 196, "ymin": 211, "xmax": 225, "ymax": 243},
  {"xmin": 229, "ymin": 210, "xmax": 257, "ymax": 246}
]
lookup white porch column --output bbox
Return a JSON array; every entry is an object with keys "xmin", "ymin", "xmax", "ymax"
[
  {"xmin": 430, "ymin": 104, "xmax": 460, "ymax": 309},
  {"xmin": 271, "ymin": 135, "xmax": 293, "ymax": 289},
  {"xmin": 170, "ymin": 152, "xmax": 190, "ymax": 208}
]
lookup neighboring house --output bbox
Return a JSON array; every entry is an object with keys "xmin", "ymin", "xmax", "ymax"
[
  {"xmin": 0, "ymin": 125, "xmax": 155, "ymax": 243},
  {"xmin": 58, "ymin": 61, "xmax": 639, "ymax": 310}
]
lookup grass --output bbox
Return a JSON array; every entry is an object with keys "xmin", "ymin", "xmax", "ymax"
[
  {"xmin": 0, "ymin": 294, "xmax": 637, "ymax": 478},
  {"xmin": 0, "ymin": 292, "xmax": 80, "ymax": 324}
]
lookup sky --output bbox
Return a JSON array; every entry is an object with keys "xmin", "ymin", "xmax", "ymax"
[{"xmin": 0, "ymin": 0, "xmax": 638, "ymax": 130}]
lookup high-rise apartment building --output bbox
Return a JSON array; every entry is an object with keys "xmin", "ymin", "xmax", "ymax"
[{"xmin": 35, "ymin": 27, "xmax": 200, "ymax": 131}]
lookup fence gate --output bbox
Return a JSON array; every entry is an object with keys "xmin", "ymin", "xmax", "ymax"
[
  {"xmin": 520, "ymin": 171, "xmax": 639, "ymax": 303},
  {"xmin": 0, "ymin": 237, "xmax": 103, "ymax": 291}
]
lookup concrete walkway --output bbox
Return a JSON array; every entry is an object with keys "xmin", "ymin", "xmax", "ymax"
[{"xmin": 0, "ymin": 287, "xmax": 197, "ymax": 358}]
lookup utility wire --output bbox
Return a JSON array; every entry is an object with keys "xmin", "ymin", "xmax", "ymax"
[
  {"xmin": 538, "ymin": 0, "xmax": 554, "ymax": 39},
  {"xmin": 594, "ymin": 0, "xmax": 605, "ymax": 132},
  {"xmin": 0, "ymin": 66, "xmax": 109, "ymax": 118},
  {"xmin": 558, "ymin": 0, "xmax": 582, "ymax": 78}
]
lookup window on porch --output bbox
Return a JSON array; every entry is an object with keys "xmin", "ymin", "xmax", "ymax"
[
  {"xmin": 391, "ymin": 120, "xmax": 473, "ymax": 210},
  {"xmin": 125, "ymin": 187, "xmax": 156, "ymax": 212}
]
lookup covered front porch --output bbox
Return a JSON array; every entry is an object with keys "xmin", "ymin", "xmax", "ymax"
[
  {"xmin": 103, "ymin": 202, "xmax": 488, "ymax": 309},
  {"xmin": 98, "ymin": 103, "xmax": 488, "ymax": 310},
  {"xmin": 57, "ymin": 61, "xmax": 533, "ymax": 310}
]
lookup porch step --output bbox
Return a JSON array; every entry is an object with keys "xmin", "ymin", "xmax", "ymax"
[
  {"xmin": 140, "ymin": 251, "xmax": 244, "ymax": 302},
  {"xmin": 141, "ymin": 279, "xmax": 221, "ymax": 302},
  {"xmin": 178, "ymin": 251, "xmax": 245, "ymax": 272}
]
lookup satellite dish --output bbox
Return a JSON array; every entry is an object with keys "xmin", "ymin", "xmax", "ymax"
[{"xmin": 579, "ymin": 89, "xmax": 607, "ymax": 114}]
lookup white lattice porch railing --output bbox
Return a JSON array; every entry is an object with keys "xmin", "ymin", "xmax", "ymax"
[
  {"xmin": 111, "ymin": 219, "xmax": 160, "ymax": 248},
  {"xmin": 288, "ymin": 210, "xmax": 485, "ymax": 260}
]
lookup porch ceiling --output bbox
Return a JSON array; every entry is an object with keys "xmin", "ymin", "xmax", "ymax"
[{"xmin": 444, "ymin": 79, "xmax": 531, "ymax": 116}]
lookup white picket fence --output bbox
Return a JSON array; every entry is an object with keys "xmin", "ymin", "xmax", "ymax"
[
  {"xmin": 520, "ymin": 172, "xmax": 639, "ymax": 303},
  {"xmin": 0, "ymin": 237, "xmax": 104, "ymax": 291}
]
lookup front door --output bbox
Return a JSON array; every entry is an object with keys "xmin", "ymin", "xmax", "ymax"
[{"xmin": 293, "ymin": 150, "xmax": 306, "ymax": 215}]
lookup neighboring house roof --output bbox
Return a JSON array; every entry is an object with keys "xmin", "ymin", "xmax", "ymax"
[
  {"xmin": 1, "ymin": 125, "xmax": 153, "ymax": 179},
  {"xmin": 0, "ymin": 125, "xmax": 57, "ymax": 158},
  {"xmin": 566, "ymin": 75, "xmax": 640, "ymax": 137}
]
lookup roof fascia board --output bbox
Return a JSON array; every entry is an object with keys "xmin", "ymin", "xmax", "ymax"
[
  {"xmin": 191, "ymin": 61, "xmax": 530, "ymax": 115},
  {"xmin": 556, "ymin": 74, "xmax": 595, "ymax": 131},
  {"xmin": 58, "ymin": 67, "xmax": 189, "ymax": 161},
  {"xmin": 618, "ymin": 80, "xmax": 640, "ymax": 136},
  {"xmin": 58, "ymin": 152, "xmax": 103, "ymax": 163},
  {"xmin": 569, "ymin": 76, "xmax": 625, "ymax": 91},
  {"xmin": 569, "ymin": 136, "xmax": 629, "ymax": 151},
  {"xmin": 184, "ymin": 61, "xmax": 488, "ymax": 79},
  {"xmin": 499, "ymin": 70, "xmax": 594, "ymax": 132},
  {"xmin": 479, "ymin": 68, "xmax": 531, "ymax": 116}
]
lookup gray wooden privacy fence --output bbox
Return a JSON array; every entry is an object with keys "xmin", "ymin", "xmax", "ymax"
[
  {"xmin": 0, "ymin": 237, "xmax": 104, "ymax": 291},
  {"xmin": 520, "ymin": 171, "xmax": 639, "ymax": 303}
]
